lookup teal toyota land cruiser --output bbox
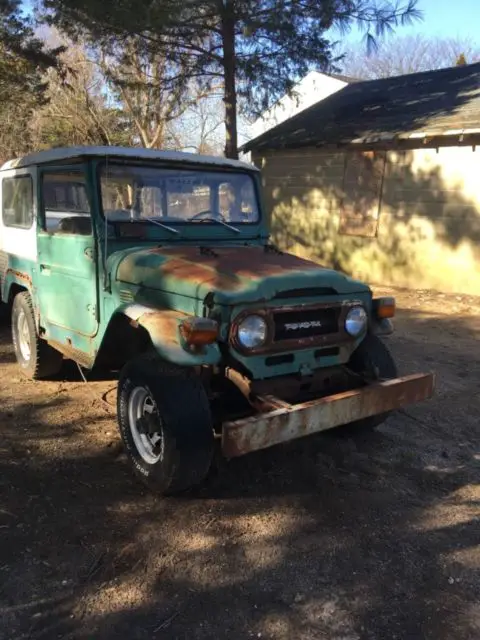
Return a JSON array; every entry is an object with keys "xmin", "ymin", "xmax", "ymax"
[{"xmin": 0, "ymin": 146, "xmax": 434, "ymax": 493}]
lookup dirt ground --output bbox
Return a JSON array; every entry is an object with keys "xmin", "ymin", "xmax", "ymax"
[{"xmin": 0, "ymin": 286, "xmax": 479, "ymax": 640}]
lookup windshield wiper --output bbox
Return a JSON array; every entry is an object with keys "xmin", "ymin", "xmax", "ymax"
[
  {"xmin": 215, "ymin": 218, "xmax": 241, "ymax": 234},
  {"xmin": 192, "ymin": 216, "xmax": 241, "ymax": 234},
  {"xmin": 135, "ymin": 217, "xmax": 180, "ymax": 235}
]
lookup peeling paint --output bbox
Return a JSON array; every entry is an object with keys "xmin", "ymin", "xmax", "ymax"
[{"xmin": 116, "ymin": 245, "xmax": 369, "ymax": 305}]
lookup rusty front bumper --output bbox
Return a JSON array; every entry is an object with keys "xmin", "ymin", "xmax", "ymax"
[{"xmin": 222, "ymin": 373, "xmax": 435, "ymax": 458}]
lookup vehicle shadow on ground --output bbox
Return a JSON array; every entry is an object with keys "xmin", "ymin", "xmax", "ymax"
[{"xmin": 0, "ymin": 309, "xmax": 479, "ymax": 639}]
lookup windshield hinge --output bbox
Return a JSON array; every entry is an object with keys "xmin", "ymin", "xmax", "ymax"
[
  {"xmin": 264, "ymin": 243, "xmax": 283, "ymax": 255},
  {"xmin": 103, "ymin": 271, "xmax": 111, "ymax": 293},
  {"xmin": 200, "ymin": 246, "xmax": 219, "ymax": 258}
]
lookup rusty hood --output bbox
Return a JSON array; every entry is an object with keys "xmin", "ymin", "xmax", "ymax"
[{"xmin": 115, "ymin": 245, "xmax": 369, "ymax": 304}]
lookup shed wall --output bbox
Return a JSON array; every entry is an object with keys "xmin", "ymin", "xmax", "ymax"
[{"xmin": 254, "ymin": 145, "xmax": 480, "ymax": 295}]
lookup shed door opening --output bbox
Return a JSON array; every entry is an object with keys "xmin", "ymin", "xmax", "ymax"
[{"xmin": 339, "ymin": 151, "xmax": 386, "ymax": 237}]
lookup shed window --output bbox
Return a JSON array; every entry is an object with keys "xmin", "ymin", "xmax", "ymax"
[
  {"xmin": 339, "ymin": 151, "xmax": 385, "ymax": 237},
  {"xmin": 2, "ymin": 175, "xmax": 33, "ymax": 229}
]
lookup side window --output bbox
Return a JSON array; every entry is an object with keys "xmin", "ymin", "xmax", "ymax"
[
  {"xmin": 42, "ymin": 172, "xmax": 91, "ymax": 235},
  {"xmin": 2, "ymin": 175, "xmax": 33, "ymax": 229}
]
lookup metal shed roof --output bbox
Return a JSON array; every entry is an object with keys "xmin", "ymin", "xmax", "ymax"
[{"xmin": 243, "ymin": 62, "xmax": 480, "ymax": 152}]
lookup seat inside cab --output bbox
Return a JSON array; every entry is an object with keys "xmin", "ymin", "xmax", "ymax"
[{"xmin": 43, "ymin": 175, "xmax": 92, "ymax": 235}]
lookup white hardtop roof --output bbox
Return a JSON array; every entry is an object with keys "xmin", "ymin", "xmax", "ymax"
[{"xmin": 0, "ymin": 145, "xmax": 258, "ymax": 172}]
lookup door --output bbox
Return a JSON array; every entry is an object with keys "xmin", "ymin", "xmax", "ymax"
[
  {"xmin": 339, "ymin": 151, "xmax": 386, "ymax": 238},
  {"xmin": 36, "ymin": 165, "xmax": 98, "ymax": 336}
]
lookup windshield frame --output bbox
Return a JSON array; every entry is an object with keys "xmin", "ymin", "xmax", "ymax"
[{"xmin": 95, "ymin": 159, "xmax": 263, "ymax": 234}]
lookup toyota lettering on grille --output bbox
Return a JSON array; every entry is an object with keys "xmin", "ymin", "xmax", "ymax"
[{"xmin": 284, "ymin": 320, "xmax": 322, "ymax": 331}]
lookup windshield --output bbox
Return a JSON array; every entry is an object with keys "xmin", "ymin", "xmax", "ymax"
[{"xmin": 100, "ymin": 164, "xmax": 260, "ymax": 225}]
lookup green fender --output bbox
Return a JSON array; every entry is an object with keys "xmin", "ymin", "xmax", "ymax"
[{"xmin": 122, "ymin": 304, "xmax": 221, "ymax": 367}]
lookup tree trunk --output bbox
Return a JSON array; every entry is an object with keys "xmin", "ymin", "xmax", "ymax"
[{"xmin": 221, "ymin": 0, "xmax": 238, "ymax": 159}]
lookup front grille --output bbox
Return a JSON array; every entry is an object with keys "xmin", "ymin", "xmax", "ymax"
[
  {"xmin": 265, "ymin": 353, "xmax": 295, "ymax": 366},
  {"xmin": 273, "ymin": 307, "xmax": 340, "ymax": 342},
  {"xmin": 315, "ymin": 347, "xmax": 340, "ymax": 359},
  {"xmin": 273, "ymin": 287, "xmax": 337, "ymax": 300}
]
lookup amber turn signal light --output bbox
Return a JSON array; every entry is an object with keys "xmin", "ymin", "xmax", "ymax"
[
  {"xmin": 180, "ymin": 317, "xmax": 218, "ymax": 346},
  {"xmin": 373, "ymin": 297, "xmax": 396, "ymax": 319}
]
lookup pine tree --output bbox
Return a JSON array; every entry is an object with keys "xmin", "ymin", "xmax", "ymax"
[{"xmin": 43, "ymin": 0, "xmax": 422, "ymax": 158}]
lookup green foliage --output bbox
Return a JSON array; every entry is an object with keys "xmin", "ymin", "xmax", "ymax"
[
  {"xmin": 0, "ymin": 31, "xmax": 131, "ymax": 163},
  {"xmin": 44, "ymin": 0, "xmax": 421, "ymax": 114},
  {"xmin": 32, "ymin": 41, "xmax": 134, "ymax": 149},
  {"xmin": 0, "ymin": 0, "xmax": 62, "ymax": 99},
  {"xmin": 43, "ymin": 0, "xmax": 422, "ymax": 156},
  {"xmin": 0, "ymin": 41, "xmax": 49, "ymax": 162},
  {"xmin": 456, "ymin": 53, "xmax": 467, "ymax": 66},
  {"xmin": 0, "ymin": 1, "xmax": 65, "ymax": 161},
  {"xmin": 97, "ymin": 37, "xmax": 194, "ymax": 149}
]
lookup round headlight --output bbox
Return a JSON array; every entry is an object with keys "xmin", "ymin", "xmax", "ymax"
[
  {"xmin": 237, "ymin": 315, "xmax": 267, "ymax": 349},
  {"xmin": 345, "ymin": 306, "xmax": 367, "ymax": 336}
]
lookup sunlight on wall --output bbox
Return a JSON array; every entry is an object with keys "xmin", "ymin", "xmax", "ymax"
[{"xmin": 258, "ymin": 145, "xmax": 480, "ymax": 295}]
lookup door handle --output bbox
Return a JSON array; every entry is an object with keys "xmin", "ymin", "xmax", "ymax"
[{"xmin": 39, "ymin": 264, "xmax": 51, "ymax": 275}]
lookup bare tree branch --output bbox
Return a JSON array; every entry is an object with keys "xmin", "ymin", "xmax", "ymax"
[{"xmin": 340, "ymin": 34, "xmax": 480, "ymax": 79}]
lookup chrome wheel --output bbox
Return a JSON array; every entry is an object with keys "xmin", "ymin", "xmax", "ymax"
[
  {"xmin": 17, "ymin": 309, "xmax": 31, "ymax": 361},
  {"xmin": 128, "ymin": 386, "xmax": 164, "ymax": 464}
]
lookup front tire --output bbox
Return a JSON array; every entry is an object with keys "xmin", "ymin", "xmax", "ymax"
[
  {"xmin": 12, "ymin": 292, "xmax": 63, "ymax": 380},
  {"xmin": 345, "ymin": 333, "xmax": 398, "ymax": 433},
  {"xmin": 117, "ymin": 356, "xmax": 214, "ymax": 494}
]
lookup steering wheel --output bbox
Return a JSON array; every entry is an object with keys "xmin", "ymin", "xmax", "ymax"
[{"xmin": 189, "ymin": 210, "xmax": 227, "ymax": 222}]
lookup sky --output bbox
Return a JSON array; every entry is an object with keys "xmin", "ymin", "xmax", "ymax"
[
  {"xmin": 338, "ymin": 0, "xmax": 480, "ymax": 45},
  {"xmin": 401, "ymin": 0, "xmax": 480, "ymax": 39}
]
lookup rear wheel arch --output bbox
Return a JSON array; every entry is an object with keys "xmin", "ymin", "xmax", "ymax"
[
  {"xmin": 8, "ymin": 282, "xmax": 28, "ymax": 306},
  {"xmin": 11, "ymin": 291, "xmax": 63, "ymax": 379},
  {"xmin": 0, "ymin": 282, "xmax": 29, "ymax": 324}
]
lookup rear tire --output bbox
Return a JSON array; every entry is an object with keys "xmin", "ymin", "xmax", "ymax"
[
  {"xmin": 12, "ymin": 292, "xmax": 63, "ymax": 380},
  {"xmin": 344, "ymin": 333, "xmax": 398, "ymax": 434},
  {"xmin": 117, "ymin": 355, "xmax": 214, "ymax": 494}
]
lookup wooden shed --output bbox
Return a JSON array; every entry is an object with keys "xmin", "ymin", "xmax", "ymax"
[{"xmin": 242, "ymin": 63, "xmax": 480, "ymax": 295}]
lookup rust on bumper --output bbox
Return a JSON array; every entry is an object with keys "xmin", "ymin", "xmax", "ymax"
[{"xmin": 222, "ymin": 372, "xmax": 435, "ymax": 458}]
